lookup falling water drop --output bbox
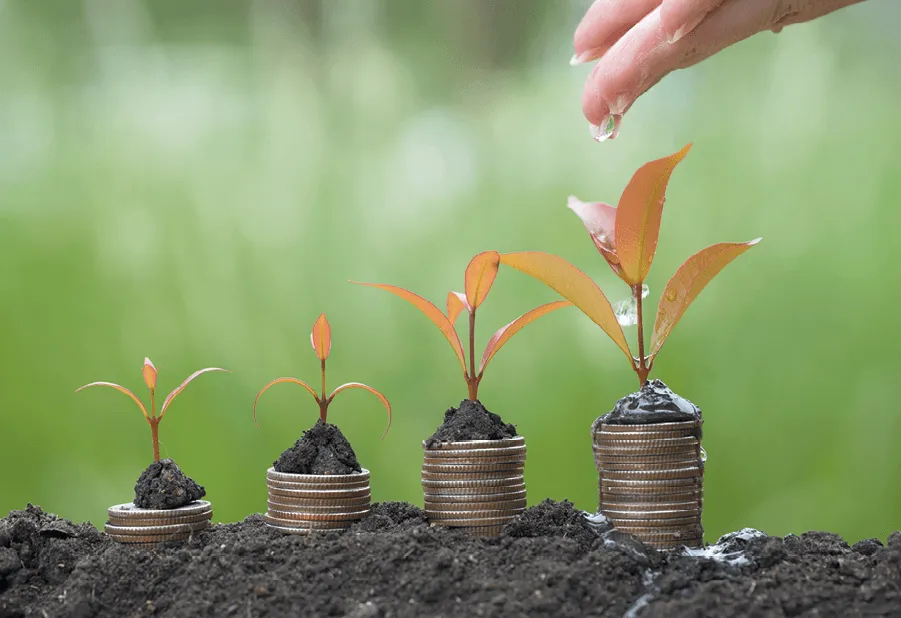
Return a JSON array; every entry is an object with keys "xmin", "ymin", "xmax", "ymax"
[
  {"xmin": 613, "ymin": 285, "xmax": 650, "ymax": 326},
  {"xmin": 700, "ymin": 446, "xmax": 708, "ymax": 463},
  {"xmin": 640, "ymin": 284, "xmax": 649, "ymax": 299},
  {"xmin": 590, "ymin": 114, "xmax": 623, "ymax": 142}
]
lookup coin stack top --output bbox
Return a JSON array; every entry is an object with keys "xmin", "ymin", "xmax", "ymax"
[
  {"xmin": 105, "ymin": 500, "xmax": 212, "ymax": 548},
  {"xmin": 594, "ymin": 420, "xmax": 703, "ymax": 550},
  {"xmin": 423, "ymin": 436, "xmax": 527, "ymax": 536},
  {"xmin": 265, "ymin": 467, "xmax": 371, "ymax": 534}
]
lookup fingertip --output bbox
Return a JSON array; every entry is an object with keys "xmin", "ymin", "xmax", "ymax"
[{"xmin": 581, "ymin": 71, "xmax": 611, "ymax": 128}]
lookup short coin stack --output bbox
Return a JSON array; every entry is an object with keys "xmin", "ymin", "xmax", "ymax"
[
  {"xmin": 105, "ymin": 500, "xmax": 212, "ymax": 548},
  {"xmin": 593, "ymin": 420, "xmax": 704, "ymax": 550},
  {"xmin": 422, "ymin": 436, "xmax": 527, "ymax": 536},
  {"xmin": 264, "ymin": 467, "xmax": 371, "ymax": 534}
]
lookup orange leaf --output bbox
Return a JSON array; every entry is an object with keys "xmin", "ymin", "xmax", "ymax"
[
  {"xmin": 615, "ymin": 143, "xmax": 692, "ymax": 285},
  {"xmin": 142, "ymin": 358, "xmax": 157, "ymax": 390},
  {"xmin": 352, "ymin": 282, "xmax": 467, "ymax": 375},
  {"xmin": 479, "ymin": 300, "xmax": 571, "ymax": 375},
  {"xmin": 75, "ymin": 382, "xmax": 149, "ymax": 421},
  {"xmin": 160, "ymin": 367, "xmax": 229, "ymax": 417},
  {"xmin": 328, "ymin": 382, "xmax": 392, "ymax": 439},
  {"xmin": 447, "ymin": 292, "xmax": 470, "ymax": 324},
  {"xmin": 464, "ymin": 251, "xmax": 500, "ymax": 310},
  {"xmin": 650, "ymin": 239, "xmax": 761, "ymax": 359},
  {"xmin": 253, "ymin": 377, "xmax": 320, "ymax": 428},
  {"xmin": 499, "ymin": 252, "xmax": 631, "ymax": 361},
  {"xmin": 311, "ymin": 313, "xmax": 332, "ymax": 361}
]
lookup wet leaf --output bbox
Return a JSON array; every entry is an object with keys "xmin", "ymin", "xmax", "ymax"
[
  {"xmin": 499, "ymin": 252, "xmax": 631, "ymax": 361},
  {"xmin": 447, "ymin": 292, "xmax": 469, "ymax": 324},
  {"xmin": 75, "ymin": 382, "xmax": 149, "ymax": 420},
  {"xmin": 329, "ymin": 382, "xmax": 392, "ymax": 439},
  {"xmin": 616, "ymin": 143, "xmax": 692, "ymax": 285},
  {"xmin": 311, "ymin": 313, "xmax": 332, "ymax": 361},
  {"xmin": 253, "ymin": 377, "xmax": 320, "ymax": 427},
  {"xmin": 142, "ymin": 358, "xmax": 157, "ymax": 391},
  {"xmin": 464, "ymin": 251, "xmax": 500, "ymax": 310},
  {"xmin": 650, "ymin": 239, "xmax": 761, "ymax": 359},
  {"xmin": 479, "ymin": 301, "xmax": 571, "ymax": 374},
  {"xmin": 160, "ymin": 367, "xmax": 229, "ymax": 416},
  {"xmin": 352, "ymin": 282, "xmax": 467, "ymax": 375}
]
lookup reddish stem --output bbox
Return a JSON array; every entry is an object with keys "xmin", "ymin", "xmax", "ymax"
[
  {"xmin": 150, "ymin": 418, "xmax": 160, "ymax": 462},
  {"xmin": 468, "ymin": 310, "xmax": 478, "ymax": 400},
  {"xmin": 634, "ymin": 283, "xmax": 650, "ymax": 386},
  {"xmin": 319, "ymin": 359, "xmax": 329, "ymax": 422}
]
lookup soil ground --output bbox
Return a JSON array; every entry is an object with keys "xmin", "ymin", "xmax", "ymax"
[{"xmin": 2, "ymin": 500, "xmax": 899, "ymax": 617}]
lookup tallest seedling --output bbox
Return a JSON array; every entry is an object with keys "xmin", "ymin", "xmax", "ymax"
[{"xmin": 501, "ymin": 144, "xmax": 760, "ymax": 385}]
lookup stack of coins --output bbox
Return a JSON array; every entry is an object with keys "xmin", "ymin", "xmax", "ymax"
[
  {"xmin": 264, "ymin": 467, "xmax": 371, "ymax": 534},
  {"xmin": 104, "ymin": 500, "xmax": 212, "ymax": 548},
  {"xmin": 592, "ymin": 420, "xmax": 703, "ymax": 550},
  {"xmin": 422, "ymin": 437, "xmax": 527, "ymax": 536}
]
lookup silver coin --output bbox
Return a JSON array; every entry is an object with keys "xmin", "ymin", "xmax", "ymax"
[
  {"xmin": 422, "ymin": 446, "xmax": 527, "ymax": 459},
  {"xmin": 107, "ymin": 512, "xmax": 212, "ymax": 527},
  {"xmin": 267, "ymin": 496, "xmax": 371, "ymax": 509},
  {"xmin": 265, "ymin": 508, "xmax": 370, "ymax": 522},
  {"xmin": 424, "ymin": 488, "xmax": 528, "ymax": 502},
  {"xmin": 596, "ymin": 421, "xmax": 700, "ymax": 432},
  {"xmin": 107, "ymin": 500, "xmax": 212, "ymax": 519},
  {"xmin": 424, "ymin": 497, "xmax": 527, "ymax": 511},
  {"xmin": 267, "ymin": 478, "xmax": 371, "ymax": 491},
  {"xmin": 267, "ymin": 486, "xmax": 371, "ymax": 499},
  {"xmin": 424, "ymin": 507, "xmax": 524, "ymax": 519},
  {"xmin": 104, "ymin": 520, "xmax": 210, "ymax": 536},
  {"xmin": 263, "ymin": 514, "xmax": 354, "ymax": 529},
  {"xmin": 266, "ymin": 467, "xmax": 370, "ymax": 483},
  {"xmin": 427, "ymin": 515, "xmax": 518, "ymax": 527},
  {"xmin": 421, "ymin": 479, "xmax": 525, "ymax": 492},
  {"xmin": 422, "ymin": 437, "xmax": 525, "ymax": 450}
]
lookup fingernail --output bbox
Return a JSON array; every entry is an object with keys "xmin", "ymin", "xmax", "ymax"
[
  {"xmin": 569, "ymin": 48, "xmax": 600, "ymax": 66},
  {"xmin": 589, "ymin": 115, "xmax": 622, "ymax": 142},
  {"xmin": 668, "ymin": 25, "xmax": 688, "ymax": 44},
  {"xmin": 667, "ymin": 12, "xmax": 706, "ymax": 44}
]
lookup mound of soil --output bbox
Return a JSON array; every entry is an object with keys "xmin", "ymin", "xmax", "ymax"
[
  {"xmin": 274, "ymin": 419, "xmax": 362, "ymax": 475},
  {"xmin": 133, "ymin": 458, "xmax": 205, "ymax": 510},
  {"xmin": 3, "ymin": 501, "xmax": 901, "ymax": 617},
  {"xmin": 595, "ymin": 379, "xmax": 702, "ymax": 426},
  {"xmin": 425, "ymin": 399, "xmax": 517, "ymax": 447}
]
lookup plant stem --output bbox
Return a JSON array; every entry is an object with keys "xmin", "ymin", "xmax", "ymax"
[
  {"xmin": 150, "ymin": 418, "xmax": 160, "ymax": 462},
  {"xmin": 149, "ymin": 388, "xmax": 156, "ymax": 419},
  {"xmin": 468, "ymin": 310, "xmax": 478, "ymax": 401},
  {"xmin": 319, "ymin": 359, "xmax": 328, "ymax": 423},
  {"xmin": 634, "ymin": 283, "xmax": 649, "ymax": 386}
]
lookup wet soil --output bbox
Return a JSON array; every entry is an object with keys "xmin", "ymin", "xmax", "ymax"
[
  {"xmin": 274, "ymin": 420, "xmax": 362, "ymax": 475},
  {"xmin": 595, "ymin": 380, "xmax": 702, "ymax": 427},
  {"xmin": 133, "ymin": 459, "xmax": 206, "ymax": 510},
  {"xmin": 3, "ymin": 501, "xmax": 900, "ymax": 617},
  {"xmin": 425, "ymin": 399, "xmax": 517, "ymax": 447}
]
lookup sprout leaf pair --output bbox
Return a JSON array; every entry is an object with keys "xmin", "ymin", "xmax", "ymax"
[
  {"xmin": 502, "ymin": 144, "xmax": 760, "ymax": 386},
  {"xmin": 355, "ymin": 251, "xmax": 570, "ymax": 401},
  {"xmin": 76, "ymin": 359, "xmax": 228, "ymax": 462},
  {"xmin": 254, "ymin": 314, "xmax": 392, "ymax": 438}
]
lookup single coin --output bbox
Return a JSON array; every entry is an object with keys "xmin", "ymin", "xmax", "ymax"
[
  {"xmin": 594, "ymin": 450, "xmax": 701, "ymax": 464},
  {"xmin": 614, "ymin": 524, "xmax": 704, "ymax": 536},
  {"xmin": 266, "ymin": 500, "xmax": 370, "ymax": 513},
  {"xmin": 596, "ymin": 458, "xmax": 701, "ymax": 471},
  {"xmin": 265, "ymin": 508, "xmax": 370, "ymax": 522},
  {"xmin": 106, "ymin": 532, "xmax": 194, "ymax": 544},
  {"xmin": 264, "ymin": 523, "xmax": 314, "ymax": 535},
  {"xmin": 107, "ymin": 512, "xmax": 212, "ymax": 527},
  {"xmin": 267, "ymin": 486, "xmax": 371, "ymax": 499},
  {"xmin": 423, "ymin": 437, "xmax": 525, "ymax": 450},
  {"xmin": 596, "ymin": 421, "xmax": 700, "ymax": 433},
  {"xmin": 601, "ymin": 475, "xmax": 701, "ymax": 487},
  {"xmin": 593, "ymin": 430, "xmax": 700, "ymax": 443},
  {"xmin": 266, "ymin": 467, "xmax": 370, "ymax": 483},
  {"xmin": 422, "ymin": 446, "xmax": 527, "ymax": 459},
  {"xmin": 601, "ymin": 467, "xmax": 703, "ymax": 481},
  {"xmin": 267, "ymin": 494, "xmax": 371, "ymax": 508},
  {"xmin": 420, "ymin": 469, "xmax": 524, "ymax": 482},
  {"xmin": 421, "ymin": 480, "xmax": 525, "ymax": 493},
  {"xmin": 424, "ymin": 497, "xmax": 527, "ymax": 511},
  {"xmin": 607, "ymin": 515, "xmax": 700, "ymax": 526},
  {"xmin": 596, "ymin": 436, "xmax": 698, "ymax": 448},
  {"xmin": 427, "ymin": 515, "xmax": 518, "ymax": 527},
  {"xmin": 600, "ymin": 500, "xmax": 701, "ymax": 511},
  {"xmin": 603, "ymin": 508, "xmax": 701, "ymax": 520},
  {"xmin": 107, "ymin": 501, "xmax": 212, "ymax": 519},
  {"xmin": 423, "ymin": 455, "xmax": 526, "ymax": 466},
  {"xmin": 424, "ymin": 508, "xmax": 524, "ymax": 519},
  {"xmin": 267, "ymin": 478, "xmax": 371, "ymax": 491},
  {"xmin": 421, "ymin": 475, "xmax": 523, "ymax": 488},
  {"xmin": 422, "ymin": 462, "xmax": 525, "ymax": 475},
  {"xmin": 465, "ymin": 525, "xmax": 504, "ymax": 536},
  {"xmin": 424, "ymin": 489, "xmax": 528, "ymax": 503},
  {"xmin": 105, "ymin": 521, "xmax": 210, "ymax": 536},
  {"xmin": 263, "ymin": 514, "xmax": 352, "ymax": 530}
]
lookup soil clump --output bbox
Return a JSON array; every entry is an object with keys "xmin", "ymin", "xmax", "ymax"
[
  {"xmin": 3, "ymin": 501, "xmax": 901, "ymax": 617},
  {"xmin": 274, "ymin": 419, "xmax": 362, "ymax": 475},
  {"xmin": 133, "ymin": 458, "xmax": 206, "ymax": 510},
  {"xmin": 425, "ymin": 399, "xmax": 517, "ymax": 447},
  {"xmin": 595, "ymin": 379, "xmax": 702, "ymax": 426}
]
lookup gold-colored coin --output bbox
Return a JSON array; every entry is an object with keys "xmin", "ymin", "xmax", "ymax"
[
  {"xmin": 104, "ymin": 521, "xmax": 210, "ymax": 536},
  {"xmin": 423, "ymin": 437, "xmax": 525, "ymax": 450},
  {"xmin": 427, "ymin": 515, "xmax": 518, "ymax": 527},
  {"xmin": 267, "ymin": 496, "xmax": 371, "ymax": 509},
  {"xmin": 263, "ymin": 514, "xmax": 352, "ymax": 530},
  {"xmin": 265, "ymin": 508, "xmax": 370, "ymax": 522},
  {"xmin": 107, "ymin": 500, "xmax": 212, "ymax": 519},
  {"xmin": 266, "ymin": 467, "xmax": 370, "ymax": 483},
  {"xmin": 267, "ymin": 486, "xmax": 371, "ymax": 499},
  {"xmin": 424, "ymin": 497, "xmax": 527, "ymax": 511},
  {"xmin": 424, "ymin": 488, "xmax": 528, "ymax": 502},
  {"xmin": 596, "ymin": 421, "xmax": 700, "ymax": 433}
]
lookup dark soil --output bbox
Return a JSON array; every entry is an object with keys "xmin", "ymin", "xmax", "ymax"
[
  {"xmin": 595, "ymin": 379, "xmax": 702, "ymax": 426},
  {"xmin": 133, "ymin": 458, "xmax": 206, "ymax": 510},
  {"xmin": 425, "ymin": 399, "xmax": 517, "ymax": 447},
  {"xmin": 3, "ymin": 502, "xmax": 901, "ymax": 618},
  {"xmin": 274, "ymin": 419, "xmax": 362, "ymax": 475}
]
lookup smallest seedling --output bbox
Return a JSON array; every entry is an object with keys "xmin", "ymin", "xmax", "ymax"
[
  {"xmin": 76, "ymin": 359, "xmax": 228, "ymax": 462},
  {"xmin": 254, "ymin": 314, "xmax": 391, "ymax": 437}
]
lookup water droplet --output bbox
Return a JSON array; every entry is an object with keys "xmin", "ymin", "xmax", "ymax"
[
  {"xmin": 700, "ymin": 446, "xmax": 708, "ymax": 463},
  {"xmin": 665, "ymin": 289, "xmax": 677, "ymax": 301},
  {"xmin": 590, "ymin": 114, "xmax": 622, "ymax": 142},
  {"xmin": 613, "ymin": 284, "xmax": 650, "ymax": 326},
  {"xmin": 640, "ymin": 284, "xmax": 649, "ymax": 299}
]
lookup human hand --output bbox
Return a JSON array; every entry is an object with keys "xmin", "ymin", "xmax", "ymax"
[{"xmin": 573, "ymin": 0, "xmax": 865, "ymax": 141}]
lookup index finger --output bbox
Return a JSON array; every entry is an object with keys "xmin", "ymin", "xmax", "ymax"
[{"xmin": 573, "ymin": 0, "xmax": 661, "ymax": 64}]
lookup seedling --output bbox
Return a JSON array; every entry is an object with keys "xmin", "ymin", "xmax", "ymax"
[
  {"xmin": 354, "ymin": 251, "xmax": 570, "ymax": 401},
  {"xmin": 500, "ymin": 144, "xmax": 760, "ymax": 386},
  {"xmin": 253, "ymin": 313, "xmax": 392, "ymax": 437},
  {"xmin": 76, "ymin": 359, "xmax": 228, "ymax": 462}
]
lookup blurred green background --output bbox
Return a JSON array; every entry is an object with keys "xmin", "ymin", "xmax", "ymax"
[{"xmin": 1, "ymin": 0, "xmax": 899, "ymax": 544}]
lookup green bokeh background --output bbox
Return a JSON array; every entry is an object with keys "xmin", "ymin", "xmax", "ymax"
[{"xmin": 1, "ymin": 1, "xmax": 899, "ymax": 544}]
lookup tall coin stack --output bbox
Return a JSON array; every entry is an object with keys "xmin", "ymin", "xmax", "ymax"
[
  {"xmin": 593, "ymin": 420, "xmax": 704, "ymax": 550},
  {"xmin": 104, "ymin": 500, "xmax": 212, "ymax": 548},
  {"xmin": 264, "ymin": 467, "xmax": 371, "ymax": 534},
  {"xmin": 422, "ymin": 436, "xmax": 527, "ymax": 536}
]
